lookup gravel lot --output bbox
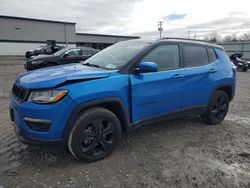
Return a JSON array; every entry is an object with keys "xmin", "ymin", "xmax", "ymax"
[{"xmin": 0, "ymin": 57, "xmax": 249, "ymax": 188}]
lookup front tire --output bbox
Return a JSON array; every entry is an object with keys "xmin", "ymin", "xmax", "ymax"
[
  {"xmin": 201, "ymin": 91, "xmax": 229, "ymax": 125},
  {"xmin": 67, "ymin": 107, "xmax": 122, "ymax": 162},
  {"xmin": 46, "ymin": 62, "xmax": 57, "ymax": 67}
]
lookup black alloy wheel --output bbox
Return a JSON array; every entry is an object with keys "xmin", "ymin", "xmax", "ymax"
[
  {"xmin": 201, "ymin": 91, "xmax": 229, "ymax": 125},
  {"xmin": 80, "ymin": 118, "xmax": 116, "ymax": 157},
  {"xmin": 68, "ymin": 107, "xmax": 121, "ymax": 162}
]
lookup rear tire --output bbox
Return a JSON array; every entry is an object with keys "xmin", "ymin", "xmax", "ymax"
[
  {"xmin": 241, "ymin": 66, "xmax": 248, "ymax": 72},
  {"xmin": 201, "ymin": 91, "xmax": 229, "ymax": 125},
  {"xmin": 67, "ymin": 107, "xmax": 121, "ymax": 162}
]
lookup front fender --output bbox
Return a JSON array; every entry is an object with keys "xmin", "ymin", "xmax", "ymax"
[{"xmin": 62, "ymin": 97, "xmax": 131, "ymax": 142}]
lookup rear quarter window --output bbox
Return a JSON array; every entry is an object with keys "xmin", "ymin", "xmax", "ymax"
[
  {"xmin": 183, "ymin": 45, "xmax": 209, "ymax": 67},
  {"xmin": 207, "ymin": 47, "xmax": 218, "ymax": 63}
]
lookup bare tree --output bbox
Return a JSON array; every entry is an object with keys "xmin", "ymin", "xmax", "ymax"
[
  {"xmin": 231, "ymin": 33, "xmax": 238, "ymax": 42},
  {"xmin": 240, "ymin": 33, "xmax": 250, "ymax": 41},
  {"xmin": 206, "ymin": 31, "xmax": 222, "ymax": 42},
  {"xmin": 203, "ymin": 35, "xmax": 209, "ymax": 41},
  {"xmin": 224, "ymin": 35, "xmax": 232, "ymax": 42}
]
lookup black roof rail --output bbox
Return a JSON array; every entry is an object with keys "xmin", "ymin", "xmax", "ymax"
[{"xmin": 158, "ymin": 37, "xmax": 213, "ymax": 43}]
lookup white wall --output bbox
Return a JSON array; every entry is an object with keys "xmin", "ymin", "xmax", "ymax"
[{"xmin": 0, "ymin": 42, "xmax": 75, "ymax": 56}]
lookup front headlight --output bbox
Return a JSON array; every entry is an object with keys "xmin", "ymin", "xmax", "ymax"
[
  {"xmin": 28, "ymin": 89, "xmax": 68, "ymax": 104},
  {"xmin": 30, "ymin": 60, "xmax": 43, "ymax": 64}
]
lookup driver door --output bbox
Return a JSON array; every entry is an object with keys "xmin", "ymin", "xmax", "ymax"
[{"xmin": 129, "ymin": 44, "xmax": 185, "ymax": 122}]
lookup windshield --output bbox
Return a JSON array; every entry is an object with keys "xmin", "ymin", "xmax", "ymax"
[
  {"xmin": 53, "ymin": 48, "xmax": 68, "ymax": 56},
  {"xmin": 81, "ymin": 41, "xmax": 150, "ymax": 70}
]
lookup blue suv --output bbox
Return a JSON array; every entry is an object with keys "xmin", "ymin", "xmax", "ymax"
[{"xmin": 9, "ymin": 39, "xmax": 236, "ymax": 162}]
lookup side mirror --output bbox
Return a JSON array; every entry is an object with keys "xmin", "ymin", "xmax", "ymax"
[
  {"xmin": 136, "ymin": 62, "xmax": 158, "ymax": 73},
  {"xmin": 63, "ymin": 53, "xmax": 69, "ymax": 58}
]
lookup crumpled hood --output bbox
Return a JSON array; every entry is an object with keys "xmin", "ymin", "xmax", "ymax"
[
  {"xmin": 30, "ymin": 54, "xmax": 54, "ymax": 60},
  {"xmin": 27, "ymin": 50, "xmax": 35, "ymax": 52},
  {"xmin": 15, "ymin": 63, "xmax": 110, "ymax": 89}
]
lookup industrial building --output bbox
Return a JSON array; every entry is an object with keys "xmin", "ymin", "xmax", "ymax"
[
  {"xmin": 0, "ymin": 15, "xmax": 139, "ymax": 55},
  {"xmin": 219, "ymin": 41, "xmax": 250, "ymax": 60},
  {"xmin": 76, "ymin": 33, "xmax": 140, "ymax": 50}
]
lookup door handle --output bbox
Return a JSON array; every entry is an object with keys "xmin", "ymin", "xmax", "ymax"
[
  {"xmin": 208, "ymin": 69, "xmax": 217, "ymax": 73},
  {"xmin": 172, "ymin": 74, "xmax": 184, "ymax": 79}
]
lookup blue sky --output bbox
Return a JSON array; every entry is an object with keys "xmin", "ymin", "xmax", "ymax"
[{"xmin": 163, "ymin": 13, "xmax": 188, "ymax": 21}]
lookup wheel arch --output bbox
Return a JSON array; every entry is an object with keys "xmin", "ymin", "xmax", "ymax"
[
  {"xmin": 63, "ymin": 97, "xmax": 131, "ymax": 142},
  {"xmin": 209, "ymin": 84, "xmax": 234, "ymax": 103},
  {"xmin": 217, "ymin": 85, "xmax": 233, "ymax": 101}
]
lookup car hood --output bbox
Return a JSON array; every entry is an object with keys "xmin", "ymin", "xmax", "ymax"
[
  {"xmin": 15, "ymin": 63, "xmax": 111, "ymax": 89},
  {"xmin": 29, "ymin": 54, "xmax": 56, "ymax": 60}
]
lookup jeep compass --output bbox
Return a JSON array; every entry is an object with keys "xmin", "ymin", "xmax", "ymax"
[{"xmin": 9, "ymin": 39, "xmax": 236, "ymax": 162}]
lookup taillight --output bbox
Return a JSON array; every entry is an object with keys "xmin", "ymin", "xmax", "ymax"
[
  {"xmin": 229, "ymin": 60, "xmax": 237, "ymax": 75},
  {"xmin": 232, "ymin": 67, "xmax": 236, "ymax": 75}
]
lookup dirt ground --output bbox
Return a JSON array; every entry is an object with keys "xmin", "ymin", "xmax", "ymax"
[{"xmin": 0, "ymin": 57, "xmax": 249, "ymax": 188}]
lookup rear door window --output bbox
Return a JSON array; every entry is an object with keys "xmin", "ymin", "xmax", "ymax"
[{"xmin": 183, "ymin": 45, "xmax": 209, "ymax": 67}]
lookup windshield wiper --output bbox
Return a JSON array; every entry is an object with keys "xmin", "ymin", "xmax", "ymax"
[{"xmin": 82, "ymin": 62, "xmax": 100, "ymax": 68}]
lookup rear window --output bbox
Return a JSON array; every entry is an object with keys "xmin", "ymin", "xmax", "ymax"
[
  {"xmin": 207, "ymin": 48, "xmax": 217, "ymax": 62},
  {"xmin": 183, "ymin": 45, "xmax": 209, "ymax": 67}
]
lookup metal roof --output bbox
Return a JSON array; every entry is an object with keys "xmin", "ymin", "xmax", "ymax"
[
  {"xmin": 0, "ymin": 15, "xmax": 76, "ymax": 25},
  {"xmin": 76, "ymin": 33, "xmax": 140, "ymax": 39}
]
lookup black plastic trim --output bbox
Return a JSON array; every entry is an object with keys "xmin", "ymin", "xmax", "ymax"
[
  {"xmin": 129, "ymin": 106, "xmax": 207, "ymax": 132},
  {"xmin": 13, "ymin": 122, "xmax": 63, "ymax": 146},
  {"xmin": 181, "ymin": 106, "xmax": 207, "ymax": 115},
  {"xmin": 62, "ymin": 97, "xmax": 131, "ymax": 142},
  {"xmin": 131, "ymin": 110, "xmax": 180, "ymax": 129},
  {"xmin": 209, "ymin": 84, "xmax": 235, "ymax": 103},
  {"xmin": 24, "ymin": 117, "xmax": 51, "ymax": 132}
]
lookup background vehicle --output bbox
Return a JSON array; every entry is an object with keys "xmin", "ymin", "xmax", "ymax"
[
  {"xmin": 25, "ymin": 45, "xmax": 64, "ymax": 59},
  {"xmin": 229, "ymin": 53, "xmax": 248, "ymax": 72},
  {"xmin": 25, "ymin": 47, "xmax": 98, "ymax": 70},
  {"xmin": 10, "ymin": 39, "xmax": 236, "ymax": 162}
]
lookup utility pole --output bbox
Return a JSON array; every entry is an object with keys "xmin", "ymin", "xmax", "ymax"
[
  {"xmin": 188, "ymin": 30, "xmax": 191, "ymax": 39},
  {"xmin": 158, "ymin": 21, "xmax": 163, "ymax": 39}
]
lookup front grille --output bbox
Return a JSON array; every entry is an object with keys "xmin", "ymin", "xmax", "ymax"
[{"xmin": 12, "ymin": 84, "xmax": 29, "ymax": 102}]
